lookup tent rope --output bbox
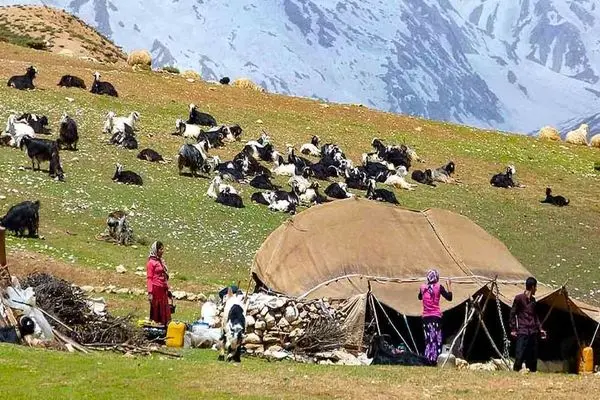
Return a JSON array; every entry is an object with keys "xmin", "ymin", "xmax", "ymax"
[
  {"xmin": 403, "ymin": 314, "xmax": 419, "ymax": 355},
  {"xmin": 423, "ymin": 213, "xmax": 480, "ymax": 284},
  {"xmin": 493, "ymin": 281, "xmax": 511, "ymax": 359}
]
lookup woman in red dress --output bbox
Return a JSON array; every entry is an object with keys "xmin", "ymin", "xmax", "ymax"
[{"xmin": 146, "ymin": 241, "xmax": 171, "ymax": 325}]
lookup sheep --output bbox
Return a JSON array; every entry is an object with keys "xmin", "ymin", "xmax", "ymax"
[
  {"xmin": 589, "ymin": 134, "xmax": 600, "ymax": 148},
  {"xmin": 91, "ymin": 72, "xmax": 118, "ymax": 97},
  {"xmin": 57, "ymin": 113, "xmax": 79, "ymax": 150},
  {"xmin": 58, "ymin": 75, "xmax": 86, "ymax": 89},
  {"xmin": 300, "ymin": 135, "xmax": 321, "ymax": 157},
  {"xmin": 249, "ymin": 174, "xmax": 277, "ymax": 190},
  {"xmin": 538, "ymin": 126, "xmax": 560, "ymax": 141},
  {"xmin": 0, "ymin": 200, "xmax": 40, "ymax": 237},
  {"xmin": 232, "ymin": 78, "xmax": 265, "ymax": 92},
  {"xmin": 207, "ymin": 175, "xmax": 238, "ymax": 199},
  {"xmin": 218, "ymin": 289, "xmax": 246, "ymax": 362},
  {"xmin": 177, "ymin": 141, "xmax": 209, "ymax": 176},
  {"xmin": 174, "ymin": 119, "xmax": 203, "ymax": 140},
  {"xmin": 431, "ymin": 161, "xmax": 458, "ymax": 184},
  {"xmin": 565, "ymin": 124, "xmax": 589, "ymax": 145},
  {"xmin": 366, "ymin": 179, "xmax": 399, "ymax": 205},
  {"xmin": 272, "ymin": 153, "xmax": 297, "ymax": 177},
  {"xmin": 7, "ymin": 66, "xmax": 37, "ymax": 90},
  {"xmin": 216, "ymin": 187, "xmax": 244, "ymax": 208},
  {"xmin": 4, "ymin": 115, "xmax": 35, "ymax": 148},
  {"xmin": 112, "ymin": 163, "xmax": 143, "ymax": 185},
  {"xmin": 540, "ymin": 188, "xmax": 569, "ymax": 207},
  {"xmin": 490, "ymin": 165, "xmax": 524, "ymax": 188},
  {"xmin": 187, "ymin": 104, "xmax": 217, "ymax": 127},
  {"xmin": 325, "ymin": 182, "xmax": 354, "ymax": 199},
  {"xmin": 137, "ymin": 148, "xmax": 164, "ymax": 162},
  {"xmin": 381, "ymin": 166, "xmax": 417, "ymax": 190},
  {"xmin": 251, "ymin": 191, "xmax": 275, "ymax": 205},
  {"xmin": 411, "ymin": 169, "xmax": 436, "ymax": 187}
]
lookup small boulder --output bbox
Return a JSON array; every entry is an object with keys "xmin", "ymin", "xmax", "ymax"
[
  {"xmin": 171, "ymin": 291, "xmax": 187, "ymax": 300},
  {"xmin": 243, "ymin": 333, "xmax": 262, "ymax": 345},
  {"xmin": 255, "ymin": 320, "xmax": 266, "ymax": 331},
  {"xmin": 127, "ymin": 50, "xmax": 152, "ymax": 70},
  {"xmin": 115, "ymin": 265, "xmax": 127, "ymax": 274}
]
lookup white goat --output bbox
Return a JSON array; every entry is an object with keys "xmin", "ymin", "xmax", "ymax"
[
  {"xmin": 175, "ymin": 118, "xmax": 203, "ymax": 140},
  {"xmin": 206, "ymin": 175, "xmax": 238, "ymax": 199},
  {"xmin": 300, "ymin": 135, "xmax": 321, "ymax": 157},
  {"xmin": 384, "ymin": 166, "xmax": 416, "ymax": 190},
  {"xmin": 272, "ymin": 153, "xmax": 296, "ymax": 176},
  {"xmin": 4, "ymin": 114, "xmax": 34, "ymax": 147}
]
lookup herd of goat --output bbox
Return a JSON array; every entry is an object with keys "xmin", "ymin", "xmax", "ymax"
[{"xmin": 0, "ymin": 65, "xmax": 571, "ymax": 237}]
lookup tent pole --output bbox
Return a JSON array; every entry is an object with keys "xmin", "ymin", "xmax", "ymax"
[
  {"xmin": 458, "ymin": 302, "xmax": 469, "ymax": 356},
  {"xmin": 403, "ymin": 314, "xmax": 419, "ymax": 355},
  {"xmin": 465, "ymin": 286, "xmax": 494, "ymax": 358},
  {"xmin": 563, "ymin": 287, "xmax": 582, "ymax": 349},
  {"xmin": 475, "ymin": 306, "xmax": 511, "ymax": 369},
  {"xmin": 372, "ymin": 294, "xmax": 414, "ymax": 353},
  {"xmin": 540, "ymin": 291, "xmax": 560, "ymax": 326},
  {"xmin": 591, "ymin": 322, "xmax": 600, "ymax": 346},
  {"xmin": 368, "ymin": 290, "xmax": 382, "ymax": 337},
  {"xmin": 441, "ymin": 294, "xmax": 483, "ymax": 367}
]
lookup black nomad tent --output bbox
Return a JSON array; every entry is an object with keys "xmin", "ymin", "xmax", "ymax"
[{"xmin": 252, "ymin": 198, "xmax": 600, "ymax": 370}]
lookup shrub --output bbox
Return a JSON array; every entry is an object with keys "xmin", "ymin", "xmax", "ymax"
[{"xmin": 161, "ymin": 65, "xmax": 180, "ymax": 74}]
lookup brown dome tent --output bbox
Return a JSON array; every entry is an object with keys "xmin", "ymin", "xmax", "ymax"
[{"xmin": 252, "ymin": 198, "xmax": 600, "ymax": 367}]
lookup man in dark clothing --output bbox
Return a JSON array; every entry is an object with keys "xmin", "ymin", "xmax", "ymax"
[{"xmin": 509, "ymin": 277, "xmax": 547, "ymax": 372}]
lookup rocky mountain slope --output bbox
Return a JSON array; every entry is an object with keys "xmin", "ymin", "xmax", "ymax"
[{"xmin": 1, "ymin": 1, "xmax": 599, "ymax": 134}]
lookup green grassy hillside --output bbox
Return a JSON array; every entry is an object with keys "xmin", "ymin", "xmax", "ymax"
[{"xmin": 0, "ymin": 42, "xmax": 599, "ymax": 303}]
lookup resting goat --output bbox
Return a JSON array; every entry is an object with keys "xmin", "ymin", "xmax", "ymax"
[
  {"xmin": 540, "ymin": 188, "xmax": 569, "ymax": 207},
  {"xmin": 366, "ymin": 179, "xmax": 399, "ymax": 205},
  {"xmin": 490, "ymin": 165, "xmax": 524, "ymax": 188},
  {"xmin": 16, "ymin": 113, "xmax": 50, "ymax": 134},
  {"xmin": 7, "ymin": 66, "xmax": 37, "ymax": 90},
  {"xmin": 300, "ymin": 135, "xmax": 321, "ymax": 157},
  {"xmin": 137, "ymin": 148, "xmax": 164, "ymax": 162},
  {"xmin": 187, "ymin": 103, "xmax": 217, "ymax": 126},
  {"xmin": 325, "ymin": 182, "xmax": 354, "ymax": 199},
  {"xmin": 91, "ymin": 72, "xmax": 118, "ymax": 97},
  {"xmin": 411, "ymin": 169, "xmax": 436, "ymax": 187},
  {"xmin": 112, "ymin": 163, "xmax": 143, "ymax": 185},
  {"xmin": 4, "ymin": 114, "xmax": 35, "ymax": 148},
  {"xmin": 58, "ymin": 75, "xmax": 86, "ymax": 89},
  {"xmin": 216, "ymin": 187, "xmax": 244, "ymax": 208}
]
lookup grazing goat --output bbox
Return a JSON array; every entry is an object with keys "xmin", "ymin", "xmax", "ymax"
[
  {"xmin": 20, "ymin": 136, "xmax": 57, "ymax": 170},
  {"xmin": 380, "ymin": 166, "xmax": 416, "ymax": 191},
  {"xmin": 137, "ymin": 148, "xmax": 164, "ymax": 162},
  {"xmin": 57, "ymin": 113, "xmax": 79, "ymax": 150},
  {"xmin": 0, "ymin": 200, "xmax": 40, "ymax": 237},
  {"xmin": 91, "ymin": 72, "xmax": 118, "ymax": 97},
  {"xmin": 300, "ymin": 135, "xmax": 321, "ymax": 157},
  {"xmin": 249, "ymin": 174, "xmax": 277, "ymax": 190},
  {"xmin": 174, "ymin": 119, "xmax": 203, "ymax": 140},
  {"xmin": 16, "ymin": 113, "xmax": 50, "ymax": 134},
  {"xmin": 432, "ymin": 161, "xmax": 457, "ymax": 184},
  {"xmin": 220, "ymin": 77, "xmax": 231, "ymax": 85},
  {"xmin": 48, "ymin": 148, "xmax": 65, "ymax": 181},
  {"xmin": 187, "ymin": 104, "xmax": 217, "ymax": 126},
  {"xmin": 541, "ymin": 188, "xmax": 569, "ymax": 207},
  {"xmin": 366, "ymin": 179, "xmax": 399, "ymax": 205},
  {"xmin": 4, "ymin": 115, "xmax": 35, "ymax": 148},
  {"xmin": 7, "ymin": 66, "xmax": 37, "ymax": 90},
  {"xmin": 112, "ymin": 163, "xmax": 143, "ymax": 185},
  {"xmin": 216, "ymin": 187, "xmax": 244, "ymax": 208},
  {"xmin": 411, "ymin": 169, "xmax": 436, "ymax": 187},
  {"xmin": 177, "ymin": 141, "xmax": 209, "ymax": 176},
  {"xmin": 490, "ymin": 165, "xmax": 522, "ymax": 188},
  {"xmin": 207, "ymin": 176, "xmax": 238, "ymax": 199},
  {"xmin": 218, "ymin": 289, "xmax": 246, "ymax": 362},
  {"xmin": 58, "ymin": 75, "xmax": 86, "ymax": 89},
  {"xmin": 325, "ymin": 182, "xmax": 354, "ymax": 199}
]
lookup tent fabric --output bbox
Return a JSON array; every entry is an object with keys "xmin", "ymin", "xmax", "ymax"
[{"xmin": 252, "ymin": 198, "xmax": 600, "ymax": 321}]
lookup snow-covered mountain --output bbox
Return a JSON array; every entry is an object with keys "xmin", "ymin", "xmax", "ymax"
[{"xmin": 4, "ymin": 0, "xmax": 600, "ymax": 134}]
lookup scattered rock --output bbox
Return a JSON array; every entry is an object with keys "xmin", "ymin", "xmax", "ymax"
[
  {"xmin": 80, "ymin": 285, "xmax": 94, "ymax": 293},
  {"xmin": 115, "ymin": 265, "xmax": 127, "ymax": 274},
  {"xmin": 115, "ymin": 288, "xmax": 130, "ymax": 295},
  {"xmin": 254, "ymin": 320, "xmax": 266, "ymax": 331},
  {"xmin": 171, "ymin": 290, "xmax": 187, "ymax": 300},
  {"xmin": 244, "ymin": 333, "xmax": 262, "ymax": 345},
  {"xmin": 246, "ymin": 315, "xmax": 256, "ymax": 327}
]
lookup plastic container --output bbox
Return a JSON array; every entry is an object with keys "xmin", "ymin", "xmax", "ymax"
[
  {"xmin": 579, "ymin": 346, "xmax": 594, "ymax": 374},
  {"xmin": 166, "ymin": 321, "xmax": 186, "ymax": 348}
]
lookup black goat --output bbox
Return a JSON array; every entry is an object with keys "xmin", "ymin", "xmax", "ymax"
[
  {"xmin": 7, "ymin": 66, "xmax": 37, "ymax": 90},
  {"xmin": 58, "ymin": 75, "xmax": 86, "ymax": 89},
  {"xmin": 216, "ymin": 187, "xmax": 244, "ymax": 208},
  {"xmin": 345, "ymin": 168, "xmax": 369, "ymax": 191},
  {"xmin": 16, "ymin": 113, "xmax": 50, "ymax": 134},
  {"xmin": 219, "ymin": 77, "xmax": 231, "ymax": 85},
  {"xmin": 0, "ymin": 200, "xmax": 40, "ymax": 237},
  {"xmin": 137, "ymin": 148, "xmax": 164, "ymax": 162},
  {"xmin": 366, "ymin": 179, "xmax": 399, "ymax": 205},
  {"xmin": 20, "ymin": 137, "xmax": 57, "ymax": 171},
  {"xmin": 91, "ymin": 72, "xmax": 118, "ymax": 97},
  {"xmin": 249, "ymin": 174, "xmax": 277, "ymax": 190},
  {"xmin": 411, "ymin": 169, "xmax": 436, "ymax": 187},
  {"xmin": 541, "ymin": 188, "xmax": 569, "ymax": 207},
  {"xmin": 251, "ymin": 191, "xmax": 273, "ymax": 205},
  {"xmin": 187, "ymin": 103, "xmax": 217, "ymax": 126},
  {"xmin": 199, "ymin": 127, "xmax": 225, "ymax": 148},
  {"xmin": 490, "ymin": 165, "xmax": 517, "ymax": 188},
  {"xmin": 57, "ymin": 113, "xmax": 79, "ymax": 150},
  {"xmin": 325, "ymin": 182, "xmax": 353, "ymax": 199},
  {"xmin": 112, "ymin": 163, "xmax": 143, "ymax": 185}
]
